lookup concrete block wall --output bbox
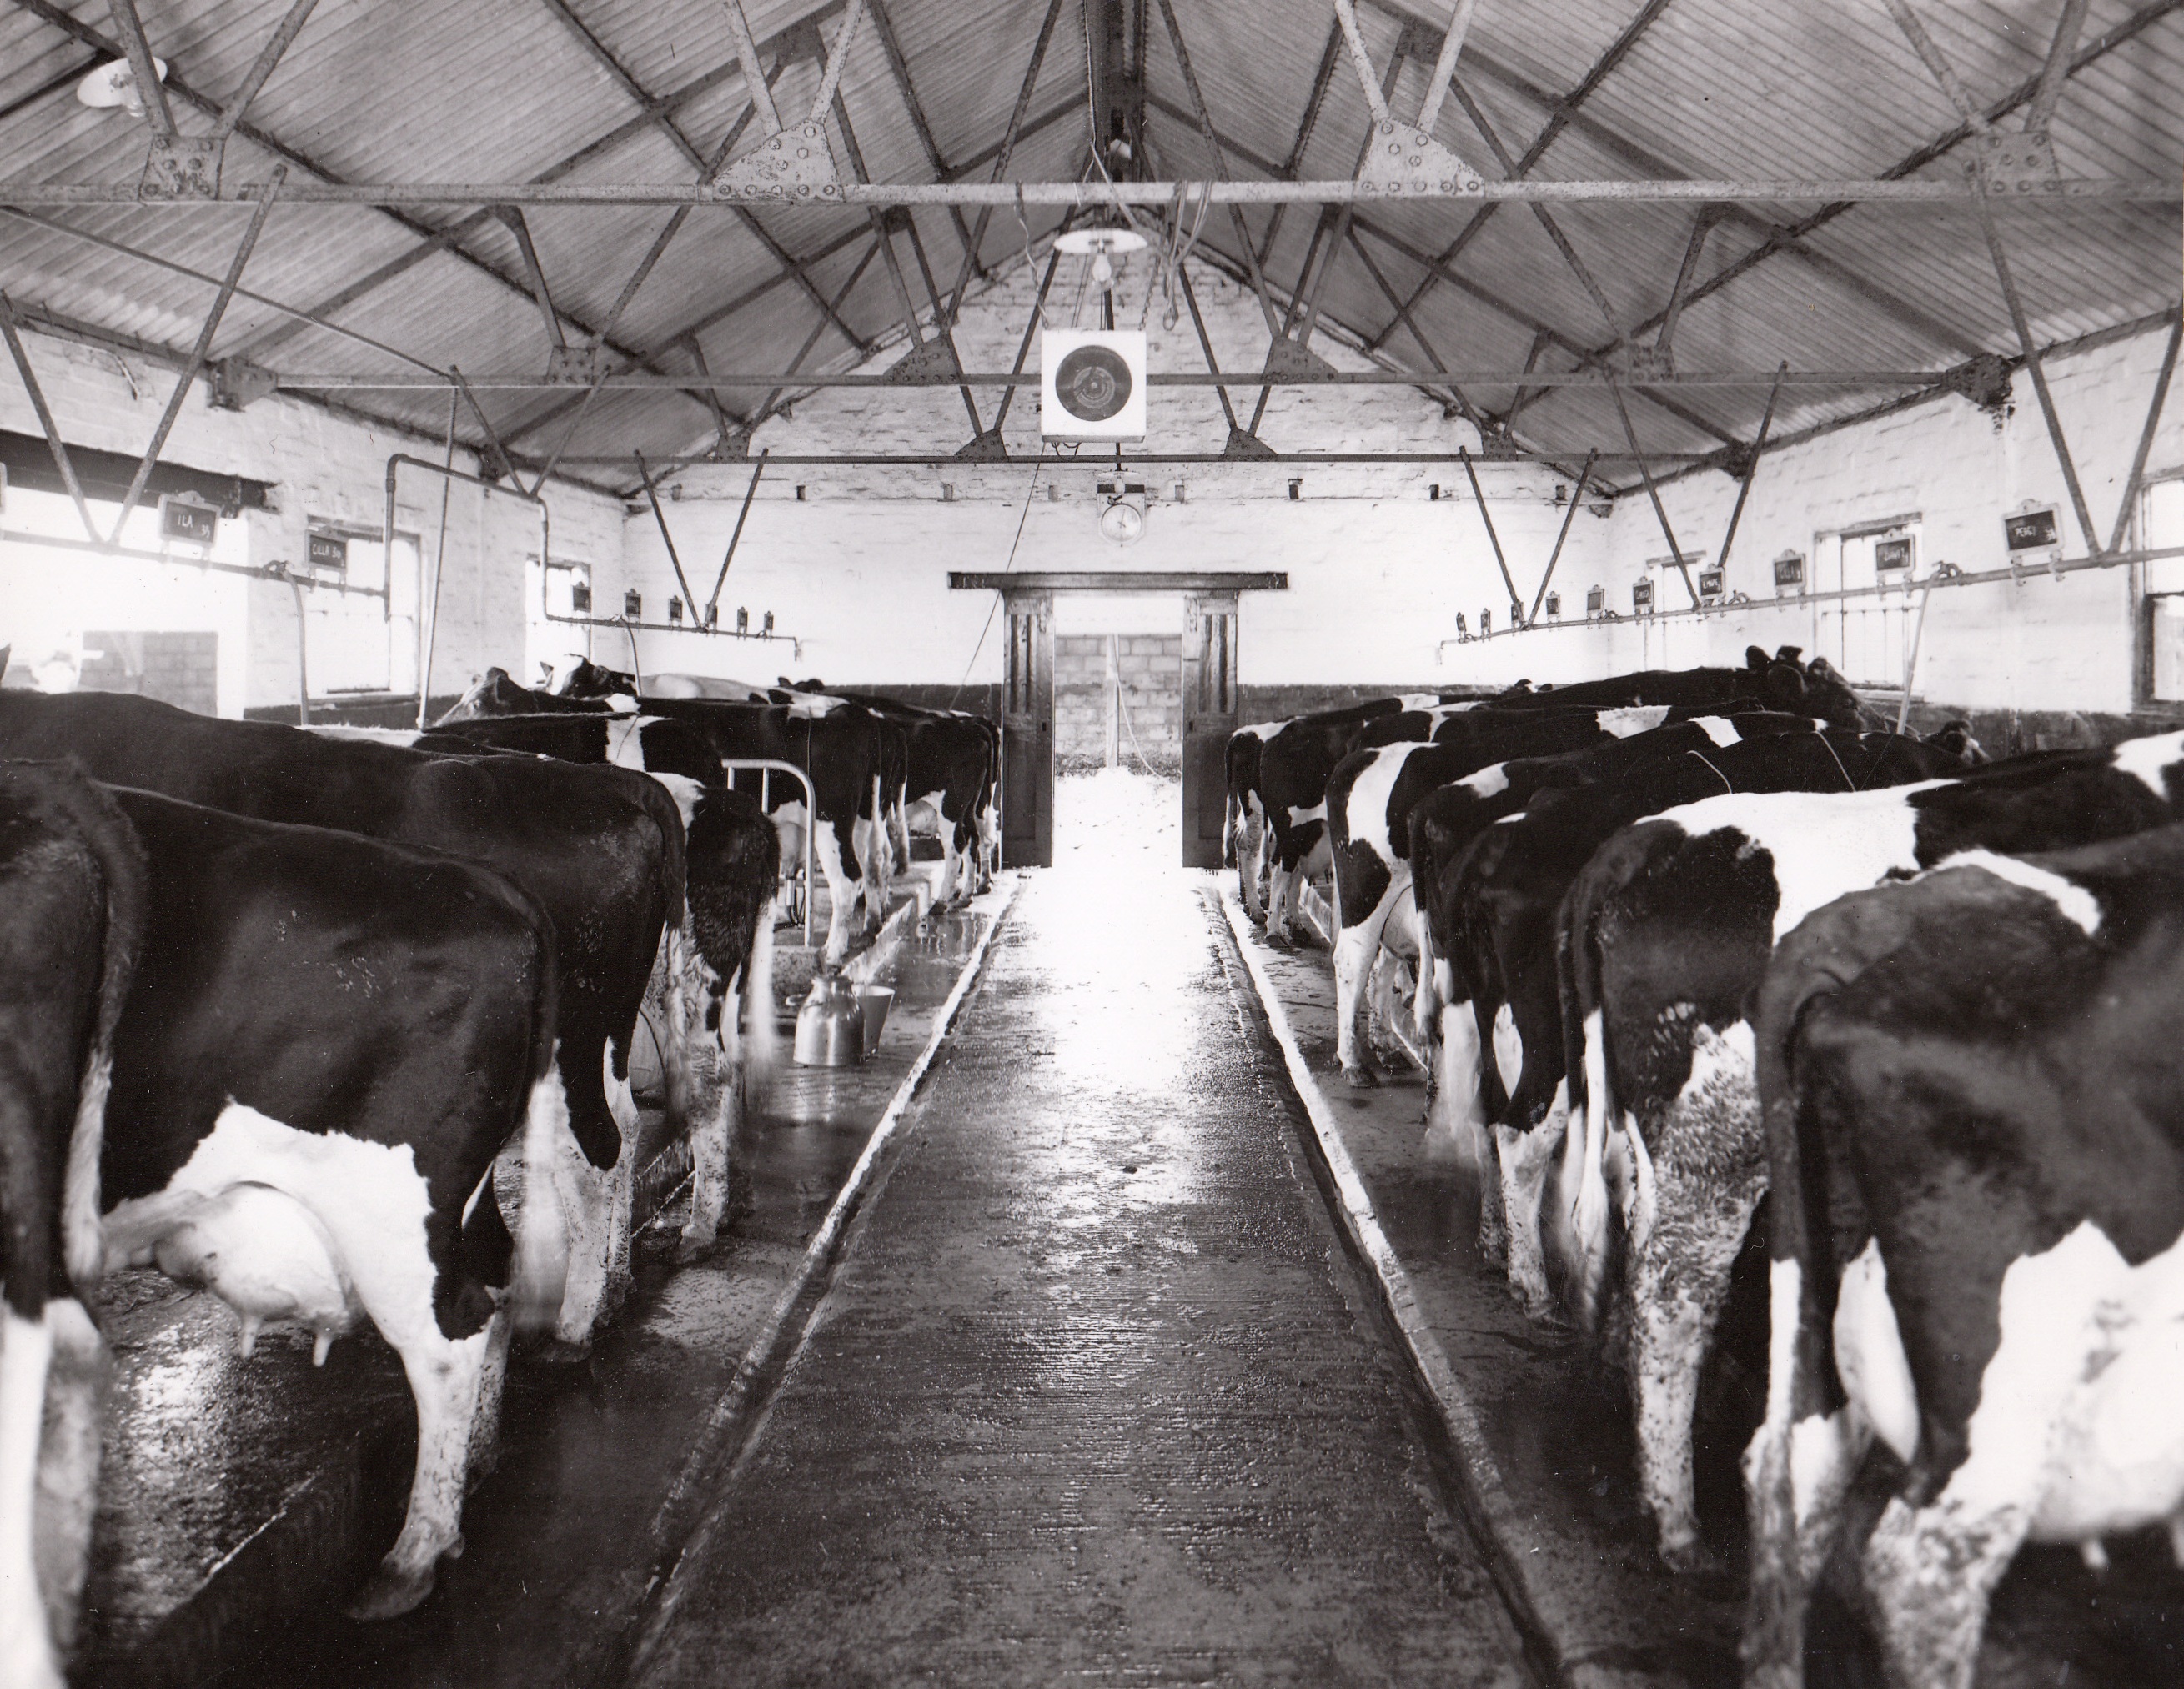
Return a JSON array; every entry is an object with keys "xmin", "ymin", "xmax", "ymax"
[
  {"xmin": 1053, "ymin": 634, "xmax": 1182, "ymax": 772},
  {"xmin": 0, "ymin": 326, "xmax": 624, "ymax": 716}
]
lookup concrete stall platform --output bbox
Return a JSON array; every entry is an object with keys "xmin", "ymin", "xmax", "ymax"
[
  {"xmin": 75, "ymin": 866, "xmax": 1012, "ymax": 1689},
  {"xmin": 1222, "ymin": 885, "xmax": 2184, "ymax": 1689}
]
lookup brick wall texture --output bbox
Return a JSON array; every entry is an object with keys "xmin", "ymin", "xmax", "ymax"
[{"xmin": 1053, "ymin": 634, "xmax": 1182, "ymax": 774}]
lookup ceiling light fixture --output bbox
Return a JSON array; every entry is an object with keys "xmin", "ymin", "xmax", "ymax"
[{"xmin": 78, "ymin": 55, "xmax": 166, "ymax": 118}]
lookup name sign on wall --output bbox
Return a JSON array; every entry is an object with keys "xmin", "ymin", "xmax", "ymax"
[{"xmin": 159, "ymin": 495, "xmax": 218, "ymax": 546}]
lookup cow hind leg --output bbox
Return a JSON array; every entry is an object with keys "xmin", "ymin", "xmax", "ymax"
[
  {"xmin": 32, "ymin": 1299, "xmax": 102, "ymax": 1663},
  {"xmin": 813, "ymin": 824, "xmax": 855, "ymax": 966},
  {"xmin": 1494, "ymin": 1090, "xmax": 1569, "ymax": 1325},
  {"xmin": 1424, "ymin": 1000, "xmax": 1504, "ymax": 1263},
  {"xmin": 1333, "ymin": 883, "xmax": 1401, "ymax": 1087},
  {"xmin": 346, "ymin": 1313, "xmax": 500, "ymax": 1621},
  {"xmin": 0, "ymin": 1307, "xmax": 63, "ymax": 1689},
  {"xmin": 1624, "ymin": 1025, "xmax": 1766, "ymax": 1573}
]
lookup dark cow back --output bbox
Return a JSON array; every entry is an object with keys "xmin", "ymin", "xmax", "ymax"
[{"xmin": 0, "ymin": 693, "xmax": 672, "ymax": 1172}]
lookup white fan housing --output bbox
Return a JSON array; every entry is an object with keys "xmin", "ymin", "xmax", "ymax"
[{"xmin": 1041, "ymin": 328, "xmax": 1147, "ymax": 441}]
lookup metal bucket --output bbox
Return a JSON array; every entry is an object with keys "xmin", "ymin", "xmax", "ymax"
[
  {"xmin": 792, "ymin": 975, "xmax": 866, "ymax": 1067},
  {"xmin": 856, "ymin": 988, "xmax": 894, "ymax": 1055}
]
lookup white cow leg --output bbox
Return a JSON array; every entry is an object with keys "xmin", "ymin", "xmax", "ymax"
[
  {"xmin": 1864, "ymin": 1494, "xmax": 2030, "ymax": 1689},
  {"xmin": 348, "ymin": 1316, "xmax": 496, "ymax": 1620},
  {"xmin": 1332, "ymin": 885, "xmax": 1399, "ymax": 1088},
  {"xmin": 548, "ymin": 1116, "xmax": 628, "ymax": 1351},
  {"xmin": 1424, "ymin": 1001, "xmax": 1504, "ymax": 1261},
  {"xmin": 599, "ymin": 1053, "xmax": 640, "ymax": 1320},
  {"xmin": 31, "ymin": 1299, "xmax": 101, "ymax": 1664},
  {"xmin": 1263, "ymin": 859, "xmax": 1295, "ymax": 947},
  {"xmin": 681, "ymin": 1039, "xmax": 735, "ymax": 1255},
  {"xmin": 1495, "ymin": 1095, "xmax": 1569, "ymax": 1324},
  {"xmin": 1624, "ymin": 1063, "xmax": 1767, "ymax": 1574},
  {"xmin": 813, "ymin": 824, "xmax": 855, "ymax": 966},
  {"xmin": 0, "ymin": 1308, "xmax": 62, "ymax": 1689}
]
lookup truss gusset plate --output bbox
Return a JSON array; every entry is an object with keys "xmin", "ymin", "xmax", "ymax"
[
  {"xmin": 1260, "ymin": 337, "xmax": 1338, "ymax": 381},
  {"xmin": 1223, "ymin": 426, "xmax": 1278, "ymax": 460},
  {"xmin": 545, "ymin": 346, "xmax": 605, "ymax": 384},
  {"xmin": 1620, "ymin": 344, "xmax": 1674, "ymax": 382},
  {"xmin": 956, "ymin": 429, "xmax": 1010, "ymax": 460},
  {"xmin": 884, "ymin": 333, "xmax": 961, "ymax": 384},
  {"xmin": 714, "ymin": 122, "xmax": 846, "ymax": 203},
  {"xmin": 140, "ymin": 135, "xmax": 224, "ymax": 200},
  {"xmin": 1355, "ymin": 122, "xmax": 1484, "ymax": 198},
  {"xmin": 208, "ymin": 357, "xmax": 277, "ymax": 411},
  {"xmin": 1973, "ymin": 129, "xmax": 2060, "ymax": 196}
]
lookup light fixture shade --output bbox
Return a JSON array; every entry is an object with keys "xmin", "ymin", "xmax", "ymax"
[{"xmin": 78, "ymin": 56, "xmax": 165, "ymax": 115}]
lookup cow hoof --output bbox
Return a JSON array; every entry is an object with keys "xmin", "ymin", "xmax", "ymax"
[
  {"xmin": 676, "ymin": 1222, "xmax": 720, "ymax": 1261},
  {"xmin": 1659, "ymin": 1536, "xmax": 1725, "ymax": 1579},
  {"xmin": 534, "ymin": 1336, "xmax": 595, "ymax": 1367},
  {"xmin": 1263, "ymin": 929, "xmax": 1293, "ymax": 953},
  {"xmin": 1341, "ymin": 1063, "xmax": 1378, "ymax": 1090},
  {"xmin": 347, "ymin": 1561, "xmax": 438, "ymax": 1621}
]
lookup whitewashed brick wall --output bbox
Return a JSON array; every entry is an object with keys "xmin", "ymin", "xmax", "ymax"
[{"xmin": 0, "ymin": 327, "xmax": 624, "ymax": 714}]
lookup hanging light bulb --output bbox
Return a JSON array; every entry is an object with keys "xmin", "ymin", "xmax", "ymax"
[{"xmin": 1091, "ymin": 252, "xmax": 1115, "ymax": 291}]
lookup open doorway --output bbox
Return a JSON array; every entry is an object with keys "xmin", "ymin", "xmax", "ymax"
[
  {"xmin": 957, "ymin": 569, "xmax": 1276, "ymax": 868},
  {"xmin": 1051, "ymin": 592, "xmax": 1185, "ymax": 868}
]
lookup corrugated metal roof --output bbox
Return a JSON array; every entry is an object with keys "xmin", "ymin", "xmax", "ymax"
[{"xmin": 1, "ymin": 0, "xmax": 2177, "ymax": 489}]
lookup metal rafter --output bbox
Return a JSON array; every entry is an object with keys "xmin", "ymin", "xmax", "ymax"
[
  {"xmin": 211, "ymin": 0, "xmax": 319, "ymax": 143},
  {"xmin": 0, "ymin": 52, "xmax": 107, "ymax": 125},
  {"xmin": 109, "ymin": 171, "xmax": 282, "ymax": 539},
  {"xmin": 863, "ymin": 0, "xmax": 977, "ymax": 260},
  {"xmin": 1368, "ymin": 0, "xmax": 1674, "ymax": 350},
  {"xmin": 101, "ymin": 0, "xmax": 175, "ymax": 138},
  {"xmin": 943, "ymin": 0, "xmax": 1069, "ymax": 324},
  {"xmin": 0, "ymin": 289, "xmax": 100, "ymax": 539},
  {"xmin": 1251, "ymin": 15, "xmax": 1345, "ymax": 273},
  {"xmin": 10, "ymin": 0, "xmax": 711, "ymax": 422},
  {"xmin": 1484, "ymin": 0, "xmax": 2179, "ymax": 408}
]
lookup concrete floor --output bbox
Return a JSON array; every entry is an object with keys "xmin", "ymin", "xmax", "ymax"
[{"xmin": 625, "ymin": 769, "xmax": 1529, "ymax": 1686}]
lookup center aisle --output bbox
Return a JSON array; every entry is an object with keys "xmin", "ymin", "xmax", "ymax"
[{"xmin": 630, "ymin": 773, "xmax": 1530, "ymax": 1687}]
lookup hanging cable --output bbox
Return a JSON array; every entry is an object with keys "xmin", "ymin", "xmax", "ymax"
[{"xmin": 949, "ymin": 449, "xmax": 1048, "ymax": 709}]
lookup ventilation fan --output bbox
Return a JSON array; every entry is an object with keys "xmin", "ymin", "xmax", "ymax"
[
  {"xmin": 78, "ymin": 55, "xmax": 166, "ymax": 116},
  {"xmin": 1041, "ymin": 328, "xmax": 1147, "ymax": 441}
]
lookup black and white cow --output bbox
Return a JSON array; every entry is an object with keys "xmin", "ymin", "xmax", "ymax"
[
  {"xmin": 836, "ymin": 691, "xmax": 996, "ymax": 907},
  {"xmin": 0, "ymin": 764, "xmax": 143, "ymax": 1686},
  {"xmin": 1323, "ymin": 705, "xmax": 1731, "ymax": 1089},
  {"xmin": 408, "ymin": 714, "xmax": 781, "ymax": 1253},
  {"xmin": 1240, "ymin": 696, "xmax": 1429, "ymax": 941},
  {"xmin": 1485, "ymin": 646, "xmax": 1886, "ymax": 731},
  {"xmin": 1403, "ymin": 714, "xmax": 1854, "ymax": 1307},
  {"xmin": 0, "ymin": 693, "xmax": 678, "ymax": 1354},
  {"xmin": 449, "ymin": 669, "xmax": 895, "ymax": 964},
  {"xmin": 1744, "ymin": 822, "xmax": 2184, "ymax": 1689},
  {"xmin": 98, "ymin": 782, "xmax": 566, "ymax": 1620},
  {"xmin": 1560, "ymin": 731, "xmax": 2184, "ymax": 1572}
]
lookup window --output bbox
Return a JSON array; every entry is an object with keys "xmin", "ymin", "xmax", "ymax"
[
  {"xmin": 1815, "ymin": 516, "xmax": 1924, "ymax": 689},
  {"xmin": 2143, "ymin": 477, "xmax": 2184, "ymax": 704},
  {"xmin": 301, "ymin": 525, "xmax": 415, "ymax": 694},
  {"xmin": 544, "ymin": 559, "xmax": 592, "ymax": 618}
]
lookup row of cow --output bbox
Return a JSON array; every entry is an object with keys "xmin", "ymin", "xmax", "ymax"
[
  {"xmin": 1223, "ymin": 648, "xmax": 2184, "ymax": 1688},
  {"xmin": 0, "ymin": 657, "xmax": 995, "ymax": 1686}
]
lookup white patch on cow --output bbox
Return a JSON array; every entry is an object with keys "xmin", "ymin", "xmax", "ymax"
[
  {"xmin": 1491, "ymin": 1002, "xmax": 1524, "ymax": 1094},
  {"xmin": 1291, "ymin": 799, "xmax": 1327, "ymax": 826},
  {"xmin": 1569, "ymin": 1007, "xmax": 1619, "ymax": 1328},
  {"xmin": 1653, "ymin": 781, "xmax": 1956, "ymax": 939},
  {"xmin": 103, "ymin": 1102, "xmax": 500, "ymax": 1617},
  {"xmin": 811, "ymin": 821, "xmax": 855, "ymax": 964},
  {"xmin": 1835, "ymin": 1239, "xmax": 1920, "ymax": 1464},
  {"xmin": 2110, "ymin": 729, "xmax": 2184, "ymax": 799},
  {"xmin": 786, "ymin": 694, "xmax": 839, "ymax": 719},
  {"xmin": 1930, "ymin": 849, "xmax": 2102, "ymax": 936},
  {"xmin": 904, "ymin": 789, "xmax": 947, "ymax": 836},
  {"xmin": 603, "ymin": 716, "xmax": 645, "ymax": 769},
  {"xmin": 1345, "ymin": 744, "xmax": 1413, "ymax": 866},
  {"xmin": 1238, "ymin": 720, "xmax": 1284, "ymax": 741},
  {"xmin": 0, "ymin": 1308, "xmax": 60, "ymax": 1689},
  {"xmin": 603, "ymin": 693, "xmax": 639, "ymax": 714},
  {"xmin": 1694, "ymin": 714, "xmax": 1740, "ymax": 748},
  {"xmin": 1424, "ymin": 1002, "xmax": 1489, "ymax": 1162},
  {"xmin": 1601, "ymin": 704, "xmax": 1673, "ymax": 738},
  {"xmin": 33, "ymin": 1297, "xmax": 99, "ymax": 1658},
  {"xmin": 312, "ymin": 726, "xmax": 423, "ymax": 747},
  {"xmin": 1398, "ymin": 693, "xmax": 1443, "ymax": 710},
  {"xmin": 1463, "ymin": 762, "xmax": 1510, "ymax": 798},
  {"xmin": 648, "ymin": 773, "xmax": 704, "ymax": 829}
]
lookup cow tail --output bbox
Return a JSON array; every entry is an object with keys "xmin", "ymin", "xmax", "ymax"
[
  {"xmin": 1559, "ymin": 866, "xmax": 1619, "ymax": 1333},
  {"xmin": 512, "ymin": 925, "xmax": 569, "ymax": 1334},
  {"xmin": 22, "ymin": 764, "xmax": 149, "ymax": 1292},
  {"xmin": 1741, "ymin": 895, "xmax": 1895, "ymax": 1686},
  {"xmin": 1408, "ymin": 809, "xmax": 1444, "ymax": 1042},
  {"xmin": 744, "ymin": 905, "xmax": 778, "ymax": 1089}
]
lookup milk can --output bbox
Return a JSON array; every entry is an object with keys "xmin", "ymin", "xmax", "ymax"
[{"xmin": 792, "ymin": 973, "xmax": 866, "ymax": 1067}]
